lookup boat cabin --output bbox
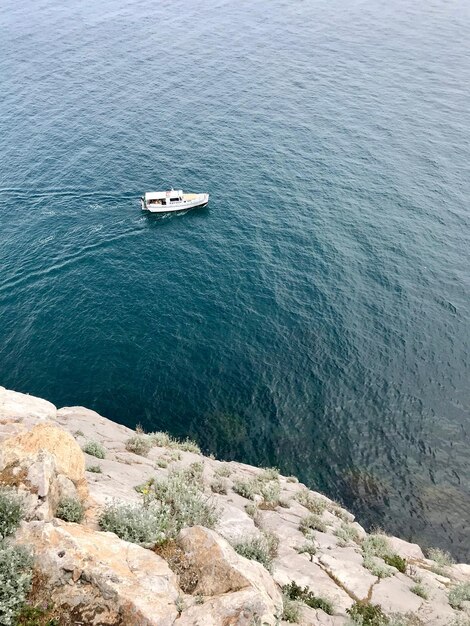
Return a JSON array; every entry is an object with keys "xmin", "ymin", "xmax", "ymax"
[{"xmin": 144, "ymin": 190, "xmax": 183, "ymax": 207}]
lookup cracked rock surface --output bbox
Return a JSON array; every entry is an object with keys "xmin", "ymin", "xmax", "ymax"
[{"xmin": 1, "ymin": 386, "xmax": 469, "ymax": 625}]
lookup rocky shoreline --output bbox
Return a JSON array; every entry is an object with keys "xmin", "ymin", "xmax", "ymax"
[{"xmin": 0, "ymin": 385, "xmax": 469, "ymax": 625}]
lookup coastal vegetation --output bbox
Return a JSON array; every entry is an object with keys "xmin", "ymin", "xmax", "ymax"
[
  {"xmin": 282, "ymin": 580, "xmax": 334, "ymax": 614},
  {"xmin": 55, "ymin": 497, "xmax": 85, "ymax": 523},
  {"xmin": 82, "ymin": 440, "xmax": 106, "ymax": 459}
]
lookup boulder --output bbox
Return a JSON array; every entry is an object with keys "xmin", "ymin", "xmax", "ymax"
[
  {"xmin": 387, "ymin": 536, "xmax": 425, "ymax": 561},
  {"xmin": 15, "ymin": 520, "xmax": 180, "ymax": 626},
  {"xmin": 0, "ymin": 386, "xmax": 56, "ymax": 423},
  {"xmin": 0, "ymin": 423, "xmax": 88, "ymax": 519},
  {"xmin": 177, "ymin": 525, "xmax": 283, "ymax": 624}
]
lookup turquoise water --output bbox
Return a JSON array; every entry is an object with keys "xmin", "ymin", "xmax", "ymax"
[{"xmin": 1, "ymin": 0, "xmax": 469, "ymax": 557}]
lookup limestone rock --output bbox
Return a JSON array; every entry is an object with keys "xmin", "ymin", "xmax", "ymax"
[
  {"xmin": 0, "ymin": 423, "xmax": 88, "ymax": 519},
  {"xmin": 319, "ymin": 551, "xmax": 377, "ymax": 600},
  {"xmin": 215, "ymin": 502, "xmax": 260, "ymax": 543},
  {"xmin": 387, "ymin": 536, "xmax": 425, "ymax": 560},
  {"xmin": 15, "ymin": 520, "xmax": 180, "ymax": 625},
  {"xmin": 177, "ymin": 525, "xmax": 283, "ymax": 624},
  {"xmin": 370, "ymin": 573, "xmax": 423, "ymax": 614},
  {"xmin": 0, "ymin": 386, "xmax": 56, "ymax": 423}
]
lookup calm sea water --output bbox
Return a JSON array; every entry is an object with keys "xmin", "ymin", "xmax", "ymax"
[{"xmin": 1, "ymin": 0, "xmax": 469, "ymax": 558}]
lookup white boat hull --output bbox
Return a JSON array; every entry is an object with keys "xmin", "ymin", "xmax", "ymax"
[{"xmin": 141, "ymin": 193, "xmax": 209, "ymax": 213}]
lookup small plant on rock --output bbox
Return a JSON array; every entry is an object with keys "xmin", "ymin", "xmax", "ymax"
[
  {"xmin": 233, "ymin": 531, "xmax": 278, "ymax": 573},
  {"xmin": 282, "ymin": 581, "xmax": 334, "ymax": 614},
  {"xmin": 449, "ymin": 582, "xmax": 470, "ymax": 610},
  {"xmin": 15, "ymin": 603, "xmax": 59, "ymax": 626},
  {"xmin": 0, "ymin": 488, "xmax": 25, "ymax": 539},
  {"xmin": 86, "ymin": 464, "xmax": 102, "ymax": 473},
  {"xmin": 295, "ymin": 537, "xmax": 317, "ymax": 560},
  {"xmin": 148, "ymin": 432, "xmax": 171, "ymax": 447},
  {"xmin": 0, "ymin": 542, "xmax": 33, "ymax": 626},
  {"xmin": 334, "ymin": 523, "xmax": 361, "ymax": 546},
  {"xmin": 214, "ymin": 464, "xmax": 232, "ymax": 478},
  {"xmin": 295, "ymin": 489, "xmax": 327, "ymax": 514},
  {"xmin": 410, "ymin": 583, "xmax": 428, "ymax": 599},
  {"xmin": 258, "ymin": 480, "xmax": 280, "ymax": 508},
  {"xmin": 125, "ymin": 434, "xmax": 152, "ymax": 457},
  {"xmin": 299, "ymin": 513, "xmax": 327, "ymax": 534},
  {"xmin": 427, "ymin": 547, "xmax": 454, "ymax": 574},
  {"xmin": 363, "ymin": 554, "xmax": 394, "ymax": 579},
  {"xmin": 383, "ymin": 553, "xmax": 406, "ymax": 573},
  {"xmin": 286, "ymin": 476, "xmax": 299, "ymax": 483},
  {"xmin": 282, "ymin": 594, "xmax": 301, "ymax": 623},
  {"xmin": 83, "ymin": 440, "xmax": 106, "ymax": 459},
  {"xmin": 99, "ymin": 501, "xmax": 174, "ymax": 547},
  {"xmin": 260, "ymin": 467, "xmax": 279, "ymax": 481},
  {"xmin": 233, "ymin": 478, "xmax": 257, "ymax": 500},
  {"xmin": 244, "ymin": 504, "xmax": 262, "ymax": 527},
  {"xmin": 347, "ymin": 601, "xmax": 388, "ymax": 625},
  {"xmin": 210, "ymin": 478, "xmax": 228, "ymax": 495},
  {"xmin": 362, "ymin": 533, "xmax": 390, "ymax": 559},
  {"xmin": 55, "ymin": 497, "xmax": 85, "ymax": 523}
]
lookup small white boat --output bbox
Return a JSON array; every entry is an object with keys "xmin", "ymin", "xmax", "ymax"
[{"xmin": 141, "ymin": 189, "xmax": 209, "ymax": 213}]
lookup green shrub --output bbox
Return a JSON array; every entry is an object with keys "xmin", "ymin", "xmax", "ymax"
[
  {"xmin": 125, "ymin": 435, "xmax": 152, "ymax": 457},
  {"xmin": 244, "ymin": 504, "xmax": 261, "ymax": 527},
  {"xmin": 330, "ymin": 504, "xmax": 351, "ymax": 522},
  {"xmin": 210, "ymin": 478, "xmax": 228, "ymax": 495},
  {"xmin": 295, "ymin": 538, "xmax": 317, "ymax": 560},
  {"xmin": 185, "ymin": 462, "xmax": 204, "ymax": 487},
  {"xmin": 260, "ymin": 467, "xmax": 279, "ymax": 481},
  {"xmin": 299, "ymin": 513, "xmax": 327, "ymax": 534},
  {"xmin": 410, "ymin": 583, "xmax": 428, "ymax": 599},
  {"xmin": 347, "ymin": 601, "xmax": 388, "ymax": 625},
  {"xmin": 233, "ymin": 478, "xmax": 257, "ymax": 500},
  {"xmin": 363, "ymin": 554, "xmax": 394, "ymax": 579},
  {"xmin": 295, "ymin": 490, "xmax": 326, "ymax": 515},
  {"xmin": 177, "ymin": 438, "xmax": 201, "ymax": 454},
  {"xmin": 0, "ymin": 489, "xmax": 25, "ymax": 539},
  {"xmin": 99, "ymin": 501, "xmax": 174, "ymax": 547},
  {"xmin": 83, "ymin": 440, "xmax": 106, "ymax": 459},
  {"xmin": 259, "ymin": 480, "xmax": 280, "ymax": 506},
  {"xmin": 155, "ymin": 458, "xmax": 168, "ymax": 468},
  {"xmin": 214, "ymin": 464, "xmax": 232, "ymax": 478},
  {"xmin": 55, "ymin": 497, "xmax": 84, "ymax": 523},
  {"xmin": 383, "ymin": 553, "xmax": 406, "ymax": 573},
  {"xmin": 86, "ymin": 464, "xmax": 102, "ymax": 473},
  {"xmin": 448, "ymin": 582, "xmax": 470, "ymax": 610},
  {"xmin": 142, "ymin": 468, "xmax": 219, "ymax": 533},
  {"xmin": 148, "ymin": 432, "xmax": 171, "ymax": 447},
  {"xmin": 0, "ymin": 542, "xmax": 33, "ymax": 625},
  {"xmin": 334, "ymin": 523, "xmax": 361, "ymax": 546},
  {"xmin": 426, "ymin": 546, "xmax": 454, "ymax": 574},
  {"xmin": 15, "ymin": 603, "xmax": 58, "ymax": 626},
  {"xmin": 362, "ymin": 534, "xmax": 390, "ymax": 559},
  {"xmin": 233, "ymin": 531, "xmax": 278, "ymax": 573},
  {"xmin": 282, "ymin": 595, "xmax": 301, "ymax": 622},
  {"xmin": 282, "ymin": 581, "xmax": 333, "ymax": 614},
  {"xmin": 73, "ymin": 430, "xmax": 84, "ymax": 438}
]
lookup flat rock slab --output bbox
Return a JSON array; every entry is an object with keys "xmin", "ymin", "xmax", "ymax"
[
  {"xmin": 319, "ymin": 552, "xmax": 377, "ymax": 600},
  {"xmin": 371, "ymin": 573, "xmax": 423, "ymax": 614},
  {"xmin": 274, "ymin": 552, "xmax": 354, "ymax": 614}
]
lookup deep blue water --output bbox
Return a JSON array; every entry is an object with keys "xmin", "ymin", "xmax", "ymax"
[{"xmin": 1, "ymin": 0, "xmax": 469, "ymax": 558}]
